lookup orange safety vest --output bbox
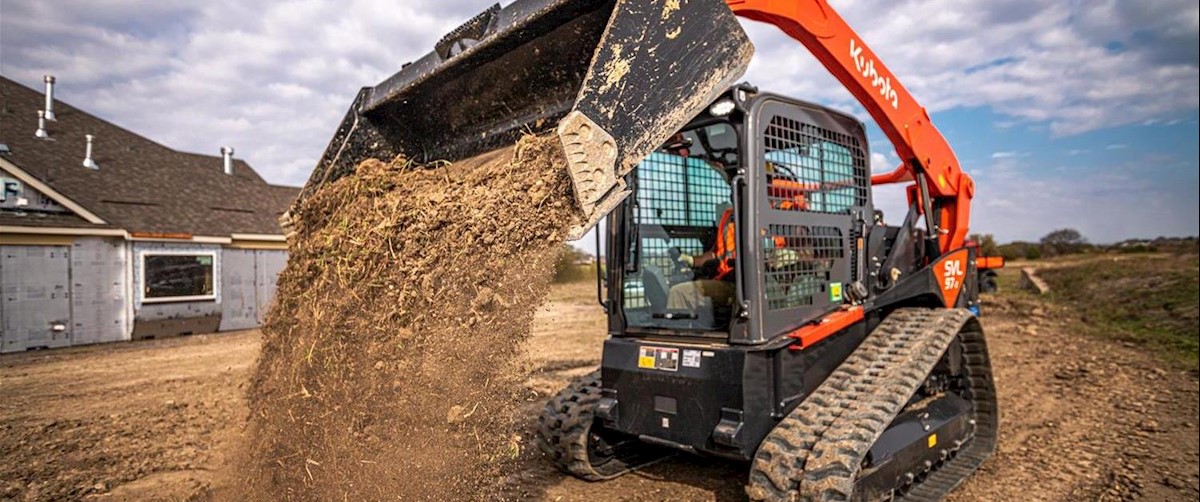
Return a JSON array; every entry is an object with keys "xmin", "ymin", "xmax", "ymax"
[
  {"xmin": 713, "ymin": 205, "xmax": 789, "ymax": 281},
  {"xmin": 714, "ymin": 209, "xmax": 736, "ymax": 280},
  {"xmin": 768, "ymin": 178, "xmax": 809, "ymax": 211}
]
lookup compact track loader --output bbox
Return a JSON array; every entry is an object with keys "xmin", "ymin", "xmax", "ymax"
[{"xmin": 295, "ymin": 0, "xmax": 1000, "ymax": 500}]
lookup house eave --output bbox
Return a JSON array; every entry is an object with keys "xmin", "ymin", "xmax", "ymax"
[{"xmin": 0, "ymin": 156, "xmax": 108, "ymax": 224}]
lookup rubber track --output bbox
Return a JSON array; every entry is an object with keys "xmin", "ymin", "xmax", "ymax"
[
  {"xmin": 537, "ymin": 371, "xmax": 673, "ymax": 481},
  {"xmin": 746, "ymin": 308, "xmax": 997, "ymax": 502},
  {"xmin": 536, "ymin": 371, "xmax": 615, "ymax": 481},
  {"xmin": 747, "ymin": 309, "xmax": 953, "ymax": 501},
  {"xmin": 896, "ymin": 319, "xmax": 997, "ymax": 501}
]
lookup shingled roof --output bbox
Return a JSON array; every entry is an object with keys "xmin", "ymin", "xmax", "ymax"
[{"xmin": 0, "ymin": 75, "xmax": 299, "ymax": 236}]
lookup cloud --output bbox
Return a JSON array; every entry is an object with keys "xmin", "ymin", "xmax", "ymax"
[
  {"xmin": 970, "ymin": 155, "xmax": 1198, "ymax": 242},
  {"xmin": 742, "ymin": 0, "xmax": 1198, "ymax": 138},
  {"xmin": 1, "ymin": 0, "xmax": 1197, "ymax": 217},
  {"xmin": 870, "ymin": 152, "xmax": 890, "ymax": 171},
  {"xmin": 1105, "ymin": 143, "xmax": 1129, "ymax": 150},
  {"xmin": 1, "ymin": 0, "xmax": 469, "ymax": 186},
  {"xmin": 990, "ymin": 151, "xmax": 1019, "ymax": 159}
]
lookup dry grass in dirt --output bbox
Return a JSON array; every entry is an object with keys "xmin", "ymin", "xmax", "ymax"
[
  {"xmin": 236, "ymin": 134, "xmax": 582, "ymax": 501},
  {"xmin": 0, "ymin": 331, "xmax": 259, "ymax": 502},
  {"xmin": 1036, "ymin": 252, "xmax": 1199, "ymax": 370},
  {"xmin": 948, "ymin": 269, "xmax": 1199, "ymax": 501}
]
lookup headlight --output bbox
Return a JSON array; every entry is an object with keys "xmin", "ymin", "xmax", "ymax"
[{"xmin": 709, "ymin": 98, "xmax": 736, "ymax": 117}]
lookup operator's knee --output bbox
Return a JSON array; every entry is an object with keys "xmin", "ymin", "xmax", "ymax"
[
  {"xmin": 667, "ymin": 282, "xmax": 699, "ymax": 309},
  {"xmin": 702, "ymin": 280, "xmax": 736, "ymax": 307}
]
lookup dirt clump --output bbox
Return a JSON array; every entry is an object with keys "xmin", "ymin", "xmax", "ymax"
[{"xmin": 237, "ymin": 135, "xmax": 581, "ymax": 500}]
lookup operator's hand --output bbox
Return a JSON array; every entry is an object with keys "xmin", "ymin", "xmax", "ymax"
[
  {"xmin": 774, "ymin": 249, "xmax": 800, "ymax": 268},
  {"xmin": 679, "ymin": 254, "xmax": 695, "ymax": 267}
]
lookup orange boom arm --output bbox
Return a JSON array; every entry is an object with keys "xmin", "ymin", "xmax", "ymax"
[{"xmin": 727, "ymin": 0, "xmax": 974, "ymax": 254}]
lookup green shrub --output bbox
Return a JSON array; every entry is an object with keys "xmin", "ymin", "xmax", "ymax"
[{"xmin": 554, "ymin": 244, "xmax": 596, "ymax": 283}]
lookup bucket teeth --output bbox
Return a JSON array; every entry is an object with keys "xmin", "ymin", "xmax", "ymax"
[{"xmin": 558, "ymin": 111, "xmax": 620, "ymax": 209}]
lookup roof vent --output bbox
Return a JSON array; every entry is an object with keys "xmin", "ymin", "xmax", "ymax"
[
  {"xmin": 83, "ymin": 134, "xmax": 99, "ymax": 170},
  {"xmin": 44, "ymin": 75, "xmax": 57, "ymax": 121},
  {"xmin": 220, "ymin": 146, "xmax": 235, "ymax": 175},
  {"xmin": 35, "ymin": 110, "xmax": 50, "ymax": 139}
]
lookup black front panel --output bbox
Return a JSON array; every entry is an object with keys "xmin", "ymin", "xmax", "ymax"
[
  {"xmin": 598, "ymin": 320, "xmax": 871, "ymax": 460},
  {"xmin": 600, "ymin": 338, "xmax": 746, "ymax": 453}
]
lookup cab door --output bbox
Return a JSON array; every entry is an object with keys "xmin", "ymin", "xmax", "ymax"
[{"xmin": 742, "ymin": 97, "xmax": 873, "ymax": 343}]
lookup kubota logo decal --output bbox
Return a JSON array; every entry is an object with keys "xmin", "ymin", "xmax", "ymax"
[{"xmin": 850, "ymin": 38, "xmax": 899, "ymax": 110}]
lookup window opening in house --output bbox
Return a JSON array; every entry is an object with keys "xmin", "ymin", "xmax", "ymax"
[{"xmin": 143, "ymin": 254, "xmax": 215, "ymax": 301}]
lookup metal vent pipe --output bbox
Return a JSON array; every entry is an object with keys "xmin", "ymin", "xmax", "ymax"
[
  {"xmin": 83, "ymin": 134, "xmax": 99, "ymax": 169},
  {"xmin": 221, "ymin": 146, "xmax": 235, "ymax": 175},
  {"xmin": 43, "ymin": 75, "xmax": 57, "ymax": 121},
  {"xmin": 35, "ymin": 110, "xmax": 49, "ymax": 139}
]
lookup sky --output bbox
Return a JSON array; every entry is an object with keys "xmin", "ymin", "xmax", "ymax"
[{"xmin": 1, "ymin": 0, "xmax": 1197, "ymax": 244}]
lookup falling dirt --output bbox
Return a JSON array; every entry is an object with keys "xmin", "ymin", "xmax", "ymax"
[{"xmin": 234, "ymin": 135, "xmax": 582, "ymax": 501}]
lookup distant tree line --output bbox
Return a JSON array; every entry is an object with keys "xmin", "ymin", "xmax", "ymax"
[
  {"xmin": 970, "ymin": 228, "xmax": 1089, "ymax": 260},
  {"xmin": 970, "ymin": 229, "xmax": 1198, "ymax": 261}
]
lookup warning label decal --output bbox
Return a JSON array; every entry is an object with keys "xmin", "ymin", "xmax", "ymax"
[{"xmin": 638, "ymin": 346, "xmax": 679, "ymax": 372}]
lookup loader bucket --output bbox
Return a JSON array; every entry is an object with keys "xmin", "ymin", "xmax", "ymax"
[{"xmin": 298, "ymin": 0, "xmax": 753, "ymax": 238}]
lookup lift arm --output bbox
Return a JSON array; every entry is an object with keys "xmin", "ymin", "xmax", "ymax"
[{"xmin": 727, "ymin": 0, "xmax": 974, "ymax": 254}]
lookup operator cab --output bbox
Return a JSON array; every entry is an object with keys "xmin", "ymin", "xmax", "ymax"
[
  {"xmin": 608, "ymin": 85, "xmax": 874, "ymax": 344},
  {"xmin": 619, "ymin": 121, "xmax": 739, "ymax": 332}
]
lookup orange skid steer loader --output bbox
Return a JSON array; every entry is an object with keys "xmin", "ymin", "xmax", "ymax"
[{"xmin": 294, "ymin": 1, "xmax": 1001, "ymax": 500}]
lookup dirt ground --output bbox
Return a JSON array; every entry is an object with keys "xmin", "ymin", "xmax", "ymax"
[{"xmin": 2, "ymin": 276, "xmax": 1198, "ymax": 501}]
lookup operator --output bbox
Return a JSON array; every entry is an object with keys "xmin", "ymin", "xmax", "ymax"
[
  {"xmin": 667, "ymin": 201, "xmax": 803, "ymax": 310},
  {"xmin": 653, "ymin": 132, "xmax": 737, "ymax": 311},
  {"xmin": 666, "ymin": 204, "xmax": 737, "ymax": 310}
]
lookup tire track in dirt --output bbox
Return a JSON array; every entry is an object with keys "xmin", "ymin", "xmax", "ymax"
[
  {"xmin": 947, "ymin": 295, "xmax": 1199, "ymax": 501},
  {"xmin": 0, "ymin": 331, "xmax": 259, "ymax": 501}
]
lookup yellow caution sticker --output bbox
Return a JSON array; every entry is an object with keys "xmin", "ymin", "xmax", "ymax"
[
  {"xmin": 927, "ymin": 433, "xmax": 938, "ymax": 448},
  {"xmin": 638, "ymin": 354, "xmax": 656, "ymax": 369}
]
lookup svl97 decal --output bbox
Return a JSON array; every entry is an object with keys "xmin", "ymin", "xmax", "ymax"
[{"xmin": 935, "ymin": 249, "xmax": 970, "ymax": 307}]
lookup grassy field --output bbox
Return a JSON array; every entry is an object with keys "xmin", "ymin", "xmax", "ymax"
[{"xmin": 1035, "ymin": 252, "xmax": 1199, "ymax": 371}]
